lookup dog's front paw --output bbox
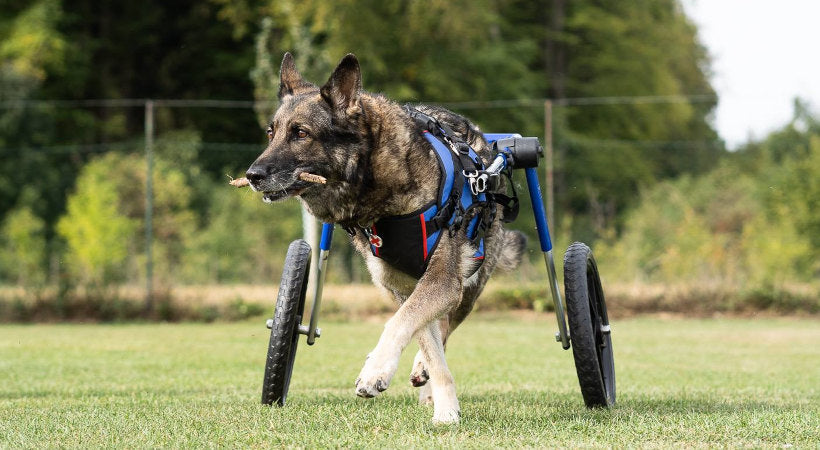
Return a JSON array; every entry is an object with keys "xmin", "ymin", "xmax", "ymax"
[
  {"xmin": 409, "ymin": 352, "xmax": 429, "ymax": 387},
  {"xmin": 354, "ymin": 375, "xmax": 389, "ymax": 398},
  {"xmin": 431, "ymin": 386, "xmax": 460, "ymax": 424},
  {"xmin": 354, "ymin": 354, "xmax": 398, "ymax": 398},
  {"xmin": 432, "ymin": 406, "xmax": 460, "ymax": 425}
]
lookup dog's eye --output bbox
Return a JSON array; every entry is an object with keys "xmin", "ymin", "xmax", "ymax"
[
  {"xmin": 296, "ymin": 129, "xmax": 308, "ymax": 140},
  {"xmin": 266, "ymin": 127, "xmax": 273, "ymax": 140}
]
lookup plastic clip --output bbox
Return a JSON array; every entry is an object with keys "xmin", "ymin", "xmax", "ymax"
[{"xmin": 464, "ymin": 170, "xmax": 489, "ymax": 195}]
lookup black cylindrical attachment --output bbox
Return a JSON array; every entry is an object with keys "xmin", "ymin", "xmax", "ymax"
[{"xmin": 494, "ymin": 137, "xmax": 543, "ymax": 169}]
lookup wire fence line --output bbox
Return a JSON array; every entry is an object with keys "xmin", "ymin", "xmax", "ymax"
[
  {"xmin": 0, "ymin": 99, "xmax": 271, "ymax": 109},
  {"xmin": 437, "ymin": 93, "xmax": 717, "ymax": 109},
  {"xmin": 1, "ymin": 94, "xmax": 722, "ymax": 154},
  {"xmin": 0, "ymin": 141, "xmax": 263, "ymax": 155},
  {"xmin": 0, "ymin": 93, "xmax": 718, "ymax": 110}
]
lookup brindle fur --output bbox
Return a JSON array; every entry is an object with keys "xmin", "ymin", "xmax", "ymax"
[{"xmin": 246, "ymin": 53, "xmax": 526, "ymax": 424}]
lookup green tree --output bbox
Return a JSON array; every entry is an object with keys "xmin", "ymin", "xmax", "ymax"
[
  {"xmin": 57, "ymin": 163, "xmax": 137, "ymax": 287},
  {"xmin": 0, "ymin": 0, "xmax": 66, "ymax": 82},
  {"xmin": 56, "ymin": 148, "xmax": 196, "ymax": 288},
  {"xmin": 757, "ymin": 123, "xmax": 820, "ymax": 278},
  {"xmin": 0, "ymin": 198, "xmax": 48, "ymax": 288},
  {"xmin": 596, "ymin": 101, "xmax": 820, "ymax": 288},
  {"xmin": 0, "ymin": 0, "xmax": 71, "ymax": 228},
  {"xmin": 2, "ymin": 0, "xmax": 265, "ymax": 236},
  {"xmin": 239, "ymin": 0, "xmax": 542, "ymax": 128},
  {"xmin": 94, "ymin": 150, "xmax": 197, "ymax": 285},
  {"xmin": 740, "ymin": 209, "xmax": 812, "ymax": 287},
  {"xmin": 557, "ymin": 0, "xmax": 720, "ymax": 231}
]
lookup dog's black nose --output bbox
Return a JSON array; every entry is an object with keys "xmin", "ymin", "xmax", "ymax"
[{"xmin": 245, "ymin": 165, "xmax": 267, "ymax": 183}]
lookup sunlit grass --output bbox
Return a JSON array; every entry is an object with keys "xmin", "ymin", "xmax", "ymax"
[{"xmin": 1, "ymin": 314, "xmax": 818, "ymax": 447}]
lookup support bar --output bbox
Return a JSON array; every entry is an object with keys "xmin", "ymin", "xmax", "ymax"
[
  {"xmin": 524, "ymin": 168, "xmax": 569, "ymax": 349},
  {"xmin": 525, "ymin": 168, "xmax": 552, "ymax": 252},
  {"xmin": 307, "ymin": 223, "xmax": 334, "ymax": 345}
]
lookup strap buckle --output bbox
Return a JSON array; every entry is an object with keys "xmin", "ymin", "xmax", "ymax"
[{"xmin": 464, "ymin": 170, "xmax": 489, "ymax": 195}]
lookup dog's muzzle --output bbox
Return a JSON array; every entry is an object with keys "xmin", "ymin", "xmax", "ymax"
[{"xmin": 245, "ymin": 164, "xmax": 313, "ymax": 203}]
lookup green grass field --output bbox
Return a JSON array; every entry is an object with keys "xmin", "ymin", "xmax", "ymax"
[{"xmin": 2, "ymin": 314, "xmax": 818, "ymax": 447}]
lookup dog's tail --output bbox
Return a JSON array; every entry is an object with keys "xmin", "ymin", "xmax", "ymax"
[{"xmin": 495, "ymin": 229, "xmax": 527, "ymax": 272}]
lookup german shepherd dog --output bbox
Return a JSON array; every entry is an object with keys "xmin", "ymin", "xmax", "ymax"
[{"xmin": 246, "ymin": 53, "xmax": 526, "ymax": 424}]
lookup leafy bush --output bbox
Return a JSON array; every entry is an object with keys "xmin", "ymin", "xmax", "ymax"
[
  {"xmin": 480, "ymin": 283, "xmax": 554, "ymax": 312},
  {"xmin": 0, "ymin": 199, "xmax": 47, "ymax": 289},
  {"xmin": 56, "ymin": 162, "xmax": 137, "ymax": 287},
  {"xmin": 594, "ymin": 105, "xmax": 820, "ymax": 300},
  {"xmin": 182, "ymin": 188, "xmax": 302, "ymax": 284},
  {"xmin": 57, "ymin": 150, "xmax": 197, "ymax": 290}
]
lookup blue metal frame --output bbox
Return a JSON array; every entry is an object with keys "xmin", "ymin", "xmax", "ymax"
[
  {"xmin": 319, "ymin": 222, "xmax": 334, "ymax": 251},
  {"xmin": 525, "ymin": 168, "xmax": 553, "ymax": 252},
  {"xmin": 484, "ymin": 135, "xmax": 570, "ymax": 349}
]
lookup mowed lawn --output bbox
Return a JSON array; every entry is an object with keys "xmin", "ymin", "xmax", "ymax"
[{"xmin": 1, "ymin": 314, "xmax": 818, "ymax": 447}]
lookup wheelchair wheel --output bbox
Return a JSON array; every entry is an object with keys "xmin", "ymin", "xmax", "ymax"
[
  {"xmin": 563, "ymin": 242, "xmax": 615, "ymax": 408},
  {"xmin": 261, "ymin": 239, "xmax": 312, "ymax": 406}
]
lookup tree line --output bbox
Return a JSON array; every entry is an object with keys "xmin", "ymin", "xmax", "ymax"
[{"xmin": 2, "ymin": 0, "xmax": 739, "ymax": 294}]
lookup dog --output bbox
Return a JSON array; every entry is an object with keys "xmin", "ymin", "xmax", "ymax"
[{"xmin": 245, "ymin": 53, "xmax": 526, "ymax": 424}]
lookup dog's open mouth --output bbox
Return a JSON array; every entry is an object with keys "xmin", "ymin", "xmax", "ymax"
[
  {"xmin": 260, "ymin": 185, "xmax": 306, "ymax": 203},
  {"xmin": 258, "ymin": 179, "xmax": 305, "ymax": 203},
  {"xmin": 261, "ymin": 191, "xmax": 290, "ymax": 203}
]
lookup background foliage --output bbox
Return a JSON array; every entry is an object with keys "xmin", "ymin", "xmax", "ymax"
[
  {"xmin": 595, "ymin": 101, "xmax": 819, "ymax": 291},
  {"xmin": 0, "ymin": 0, "xmax": 817, "ymax": 315}
]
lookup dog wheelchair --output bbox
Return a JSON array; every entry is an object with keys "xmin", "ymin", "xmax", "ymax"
[{"xmin": 260, "ymin": 134, "xmax": 615, "ymax": 409}]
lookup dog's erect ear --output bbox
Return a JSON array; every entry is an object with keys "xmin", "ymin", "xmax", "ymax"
[
  {"xmin": 320, "ymin": 54, "xmax": 361, "ymax": 112},
  {"xmin": 279, "ymin": 52, "xmax": 315, "ymax": 99}
]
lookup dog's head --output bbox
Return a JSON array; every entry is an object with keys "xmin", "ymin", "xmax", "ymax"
[{"xmin": 245, "ymin": 53, "xmax": 366, "ymax": 204}]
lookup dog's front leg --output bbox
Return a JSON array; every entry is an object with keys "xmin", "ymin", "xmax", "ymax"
[
  {"xmin": 355, "ymin": 236, "xmax": 462, "ymax": 404},
  {"xmin": 417, "ymin": 321, "xmax": 460, "ymax": 424},
  {"xmin": 410, "ymin": 318, "xmax": 448, "ymax": 388}
]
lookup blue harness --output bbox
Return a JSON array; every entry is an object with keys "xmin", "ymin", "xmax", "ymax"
[{"xmin": 358, "ymin": 107, "xmax": 492, "ymax": 279}]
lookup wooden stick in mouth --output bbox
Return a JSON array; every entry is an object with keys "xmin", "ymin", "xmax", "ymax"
[
  {"xmin": 228, "ymin": 176, "xmax": 250, "ymax": 187},
  {"xmin": 227, "ymin": 172, "xmax": 327, "ymax": 188},
  {"xmin": 297, "ymin": 172, "xmax": 327, "ymax": 184}
]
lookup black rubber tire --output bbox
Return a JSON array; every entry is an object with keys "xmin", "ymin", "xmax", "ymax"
[
  {"xmin": 261, "ymin": 239, "xmax": 312, "ymax": 406},
  {"xmin": 563, "ymin": 242, "xmax": 616, "ymax": 408}
]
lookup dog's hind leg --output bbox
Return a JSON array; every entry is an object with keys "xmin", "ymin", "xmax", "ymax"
[{"xmin": 415, "ymin": 372, "xmax": 433, "ymax": 405}]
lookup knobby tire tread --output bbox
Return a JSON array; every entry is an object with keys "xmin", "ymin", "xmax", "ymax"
[
  {"xmin": 261, "ymin": 239, "xmax": 311, "ymax": 406},
  {"xmin": 564, "ymin": 241, "xmax": 615, "ymax": 408}
]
